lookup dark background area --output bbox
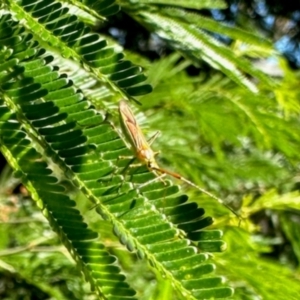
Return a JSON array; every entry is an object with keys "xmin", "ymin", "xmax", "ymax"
[{"xmin": 101, "ymin": 0, "xmax": 300, "ymax": 68}]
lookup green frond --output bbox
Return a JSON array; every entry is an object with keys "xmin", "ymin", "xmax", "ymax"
[
  {"xmin": 8, "ymin": 0, "xmax": 151, "ymax": 98},
  {"xmin": 0, "ymin": 106, "xmax": 136, "ymax": 299},
  {"xmin": 2, "ymin": 1, "xmax": 300, "ymax": 299},
  {"xmin": 123, "ymin": 4, "xmax": 276, "ymax": 92},
  {"xmin": 142, "ymin": 52, "xmax": 300, "ymax": 161},
  {"xmin": 80, "ymin": 0, "xmax": 120, "ymax": 17},
  {"xmin": 125, "ymin": 0, "xmax": 227, "ymax": 10},
  {"xmin": 220, "ymin": 228, "xmax": 300, "ymax": 299},
  {"xmin": 0, "ymin": 13, "xmax": 233, "ymax": 299},
  {"xmin": 162, "ymin": 7, "xmax": 272, "ymax": 49}
]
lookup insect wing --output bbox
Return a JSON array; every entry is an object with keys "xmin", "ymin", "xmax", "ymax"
[{"xmin": 119, "ymin": 100, "xmax": 150, "ymax": 151}]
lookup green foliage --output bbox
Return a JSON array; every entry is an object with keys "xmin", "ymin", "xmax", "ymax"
[
  {"xmin": 120, "ymin": 0, "xmax": 275, "ymax": 93},
  {"xmin": 139, "ymin": 53, "xmax": 300, "ymax": 299},
  {"xmin": 0, "ymin": 0, "xmax": 300, "ymax": 299}
]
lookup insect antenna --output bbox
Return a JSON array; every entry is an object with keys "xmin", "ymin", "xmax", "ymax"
[{"xmin": 151, "ymin": 166, "xmax": 241, "ymax": 220}]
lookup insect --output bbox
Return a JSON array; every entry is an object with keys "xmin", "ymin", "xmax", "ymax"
[{"xmin": 119, "ymin": 100, "xmax": 239, "ymax": 218}]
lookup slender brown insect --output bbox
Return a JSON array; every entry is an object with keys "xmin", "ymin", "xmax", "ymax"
[{"xmin": 119, "ymin": 100, "xmax": 239, "ymax": 217}]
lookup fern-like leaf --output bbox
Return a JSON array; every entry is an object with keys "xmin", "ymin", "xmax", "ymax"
[
  {"xmin": 122, "ymin": 2, "xmax": 276, "ymax": 92},
  {"xmin": 0, "ymin": 10, "xmax": 234, "ymax": 300}
]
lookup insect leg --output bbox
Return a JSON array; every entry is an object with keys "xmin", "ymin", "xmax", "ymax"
[{"xmin": 148, "ymin": 131, "xmax": 160, "ymax": 146}]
